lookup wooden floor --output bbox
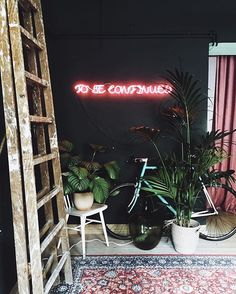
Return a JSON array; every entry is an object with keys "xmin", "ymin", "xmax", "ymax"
[{"xmin": 69, "ymin": 226, "xmax": 236, "ymax": 256}]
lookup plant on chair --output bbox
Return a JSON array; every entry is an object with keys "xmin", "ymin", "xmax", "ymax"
[{"xmin": 59, "ymin": 140, "xmax": 120, "ymax": 204}]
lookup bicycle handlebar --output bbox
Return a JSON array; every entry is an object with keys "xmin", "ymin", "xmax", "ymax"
[{"xmin": 134, "ymin": 157, "xmax": 148, "ymax": 163}]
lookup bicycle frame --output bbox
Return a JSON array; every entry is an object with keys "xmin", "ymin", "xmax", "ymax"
[
  {"xmin": 128, "ymin": 158, "xmax": 157, "ymax": 213},
  {"xmin": 127, "ymin": 157, "xmax": 219, "ymax": 218}
]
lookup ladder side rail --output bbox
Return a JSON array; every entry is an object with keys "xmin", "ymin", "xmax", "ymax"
[
  {"xmin": 32, "ymin": 90, "xmax": 60, "ymax": 286},
  {"xmin": 23, "ymin": 5, "xmax": 60, "ymax": 278},
  {"xmin": 7, "ymin": 0, "xmax": 44, "ymax": 292},
  {"xmin": 0, "ymin": 1, "xmax": 30, "ymax": 293},
  {"xmin": 34, "ymin": 0, "xmax": 73, "ymax": 284}
]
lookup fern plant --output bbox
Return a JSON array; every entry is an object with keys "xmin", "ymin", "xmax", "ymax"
[{"xmin": 59, "ymin": 140, "xmax": 119, "ymax": 203}]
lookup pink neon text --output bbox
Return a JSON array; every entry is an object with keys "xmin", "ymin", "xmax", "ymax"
[{"xmin": 74, "ymin": 83, "xmax": 172, "ymax": 95}]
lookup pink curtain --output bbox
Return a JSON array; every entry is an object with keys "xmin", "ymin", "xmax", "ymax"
[{"xmin": 212, "ymin": 56, "xmax": 236, "ymax": 213}]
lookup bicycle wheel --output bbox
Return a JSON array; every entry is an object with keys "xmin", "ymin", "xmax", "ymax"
[
  {"xmin": 104, "ymin": 183, "xmax": 136, "ymax": 240},
  {"xmin": 199, "ymin": 185, "xmax": 236, "ymax": 241}
]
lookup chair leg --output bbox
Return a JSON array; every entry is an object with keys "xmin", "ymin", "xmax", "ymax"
[
  {"xmin": 80, "ymin": 216, "xmax": 86, "ymax": 259},
  {"xmin": 99, "ymin": 211, "xmax": 109, "ymax": 247}
]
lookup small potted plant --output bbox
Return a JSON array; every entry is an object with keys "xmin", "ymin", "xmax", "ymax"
[
  {"xmin": 59, "ymin": 140, "xmax": 119, "ymax": 210},
  {"xmin": 131, "ymin": 69, "xmax": 236, "ymax": 253}
]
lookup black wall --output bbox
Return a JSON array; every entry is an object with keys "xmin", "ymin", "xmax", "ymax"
[{"xmin": 41, "ymin": 0, "xmax": 236, "ymax": 179}]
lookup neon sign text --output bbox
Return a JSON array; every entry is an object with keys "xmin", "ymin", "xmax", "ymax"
[{"xmin": 74, "ymin": 83, "xmax": 172, "ymax": 96}]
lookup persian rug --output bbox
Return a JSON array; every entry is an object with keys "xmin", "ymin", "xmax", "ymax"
[{"xmin": 50, "ymin": 255, "xmax": 236, "ymax": 294}]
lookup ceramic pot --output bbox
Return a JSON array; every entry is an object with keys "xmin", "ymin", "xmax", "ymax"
[
  {"xmin": 171, "ymin": 219, "xmax": 200, "ymax": 254},
  {"xmin": 73, "ymin": 192, "xmax": 94, "ymax": 210}
]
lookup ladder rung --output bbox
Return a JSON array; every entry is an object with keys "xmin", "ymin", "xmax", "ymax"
[
  {"xmin": 37, "ymin": 186, "xmax": 49, "ymax": 199},
  {"xmin": 37, "ymin": 186, "xmax": 61, "ymax": 210},
  {"xmin": 44, "ymin": 251, "xmax": 70, "ymax": 294},
  {"xmin": 43, "ymin": 254, "xmax": 54, "ymax": 279},
  {"xmin": 30, "ymin": 115, "xmax": 53, "ymax": 124},
  {"xmin": 19, "ymin": 0, "xmax": 38, "ymax": 11},
  {"xmin": 41, "ymin": 219, "xmax": 65, "ymax": 254},
  {"xmin": 40, "ymin": 220, "xmax": 52, "ymax": 239},
  {"xmin": 25, "ymin": 71, "xmax": 49, "ymax": 87},
  {"xmin": 33, "ymin": 153, "xmax": 57, "ymax": 165},
  {"xmin": 21, "ymin": 26, "xmax": 43, "ymax": 50}
]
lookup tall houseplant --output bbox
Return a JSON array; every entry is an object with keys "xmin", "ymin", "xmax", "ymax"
[
  {"xmin": 132, "ymin": 69, "xmax": 235, "ymax": 228},
  {"xmin": 59, "ymin": 140, "xmax": 119, "ymax": 206}
]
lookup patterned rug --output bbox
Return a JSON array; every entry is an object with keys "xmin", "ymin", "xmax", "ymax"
[{"xmin": 50, "ymin": 255, "xmax": 236, "ymax": 294}]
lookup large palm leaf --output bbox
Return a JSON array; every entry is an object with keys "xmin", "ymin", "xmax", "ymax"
[
  {"xmin": 141, "ymin": 69, "xmax": 236, "ymax": 227},
  {"xmin": 165, "ymin": 69, "xmax": 205, "ymax": 117},
  {"xmin": 164, "ymin": 69, "xmax": 206, "ymax": 154}
]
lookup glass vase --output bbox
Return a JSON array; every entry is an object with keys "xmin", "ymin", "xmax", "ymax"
[{"xmin": 129, "ymin": 197, "xmax": 164, "ymax": 250}]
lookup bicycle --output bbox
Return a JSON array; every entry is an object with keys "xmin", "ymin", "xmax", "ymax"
[{"xmin": 104, "ymin": 157, "xmax": 236, "ymax": 241}]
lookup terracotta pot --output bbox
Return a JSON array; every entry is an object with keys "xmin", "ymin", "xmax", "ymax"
[
  {"xmin": 73, "ymin": 192, "xmax": 94, "ymax": 211},
  {"xmin": 171, "ymin": 219, "xmax": 200, "ymax": 254}
]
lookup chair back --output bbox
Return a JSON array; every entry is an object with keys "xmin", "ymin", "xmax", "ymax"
[{"xmin": 64, "ymin": 194, "xmax": 74, "ymax": 210}]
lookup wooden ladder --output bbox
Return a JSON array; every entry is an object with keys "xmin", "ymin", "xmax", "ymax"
[{"xmin": 0, "ymin": 0, "xmax": 73, "ymax": 293}]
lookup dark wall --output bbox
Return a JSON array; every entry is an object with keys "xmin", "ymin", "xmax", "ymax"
[
  {"xmin": 41, "ymin": 0, "xmax": 230, "ymax": 180},
  {"xmin": 40, "ymin": 0, "xmax": 236, "ymax": 180},
  {"xmin": 45, "ymin": 36, "xmax": 209, "ymax": 179}
]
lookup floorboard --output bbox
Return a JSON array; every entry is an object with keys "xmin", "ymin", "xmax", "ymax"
[{"xmin": 69, "ymin": 228, "xmax": 236, "ymax": 256}]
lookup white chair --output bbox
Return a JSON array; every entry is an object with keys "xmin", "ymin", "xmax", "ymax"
[{"xmin": 64, "ymin": 195, "xmax": 109, "ymax": 259}]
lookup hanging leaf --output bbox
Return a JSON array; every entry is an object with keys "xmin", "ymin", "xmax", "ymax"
[
  {"xmin": 62, "ymin": 176, "xmax": 74, "ymax": 195},
  {"xmin": 58, "ymin": 140, "xmax": 74, "ymax": 153},
  {"xmin": 80, "ymin": 161, "xmax": 102, "ymax": 172},
  {"xmin": 89, "ymin": 176, "xmax": 110, "ymax": 203},
  {"xmin": 60, "ymin": 152, "xmax": 71, "ymax": 170},
  {"xmin": 89, "ymin": 144, "xmax": 107, "ymax": 153},
  {"xmin": 68, "ymin": 155, "xmax": 82, "ymax": 167},
  {"xmin": 104, "ymin": 161, "xmax": 120, "ymax": 180},
  {"xmin": 68, "ymin": 166, "xmax": 89, "ymax": 179}
]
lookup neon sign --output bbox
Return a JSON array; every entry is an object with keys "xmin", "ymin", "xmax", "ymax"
[{"xmin": 74, "ymin": 83, "xmax": 172, "ymax": 96}]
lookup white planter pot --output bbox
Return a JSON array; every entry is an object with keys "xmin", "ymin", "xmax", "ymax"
[
  {"xmin": 73, "ymin": 192, "xmax": 94, "ymax": 211},
  {"xmin": 171, "ymin": 219, "xmax": 200, "ymax": 254}
]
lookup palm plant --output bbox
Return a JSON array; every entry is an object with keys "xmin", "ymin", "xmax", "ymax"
[
  {"xmin": 132, "ymin": 69, "xmax": 236, "ymax": 227},
  {"xmin": 59, "ymin": 140, "xmax": 120, "ymax": 203}
]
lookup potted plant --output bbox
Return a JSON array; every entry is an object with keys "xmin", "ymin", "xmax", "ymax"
[
  {"xmin": 59, "ymin": 140, "xmax": 119, "ymax": 210},
  {"xmin": 131, "ymin": 69, "xmax": 236, "ymax": 253}
]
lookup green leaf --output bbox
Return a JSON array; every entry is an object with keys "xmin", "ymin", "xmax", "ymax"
[
  {"xmin": 60, "ymin": 152, "xmax": 72, "ymax": 170},
  {"xmin": 104, "ymin": 161, "xmax": 120, "ymax": 180},
  {"xmin": 68, "ymin": 166, "xmax": 89, "ymax": 179},
  {"xmin": 58, "ymin": 140, "xmax": 74, "ymax": 152},
  {"xmin": 68, "ymin": 174, "xmax": 90, "ymax": 192},
  {"xmin": 69, "ymin": 155, "xmax": 82, "ymax": 167},
  {"xmin": 90, "ymin": 176, "xmax": 110, "ymax": 203},
  {"xmin": 81, "ymin": 161, "xmax": 102, "ymax": 172},
  {"xmin": 89, "ymin": 144, "xmax": 107, "ymax": 153},
  {"xmin": 62, "ymin": 177, "xmax": 75, "ymax": 195}
]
